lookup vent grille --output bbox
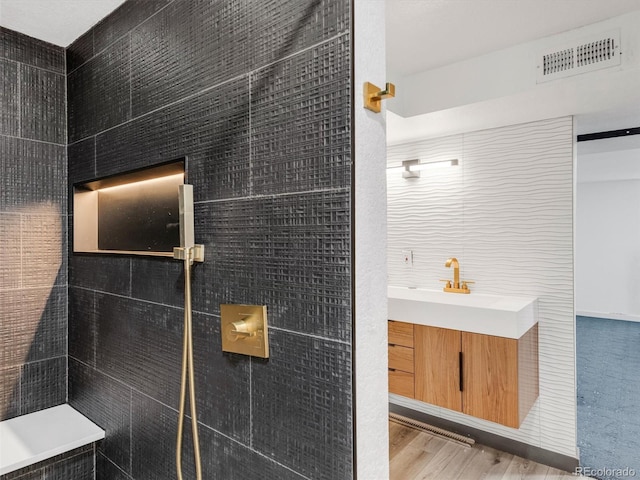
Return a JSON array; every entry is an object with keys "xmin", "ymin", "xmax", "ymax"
[
  {"xmin": 537, "ymin": 31, "xmax": 620, "ymax": 83},
  {"xmin": 543, "ymin": 48, "xmax": 574, "ymax": 75}
]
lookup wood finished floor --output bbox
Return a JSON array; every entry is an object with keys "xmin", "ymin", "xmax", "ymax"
[{"xmin": 389, "ymin": 421, "xmax": 579, "ymax": 480}]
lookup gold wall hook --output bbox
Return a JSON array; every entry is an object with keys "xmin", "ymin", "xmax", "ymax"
[{"xmin": 364, "ymin": 81, "xmax": 395, "ymax": 113}]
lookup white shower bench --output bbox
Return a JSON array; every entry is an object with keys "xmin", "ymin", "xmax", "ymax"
[{"xmin": 0, "ymin": 404, "xmax": 104, "ymax": 476}]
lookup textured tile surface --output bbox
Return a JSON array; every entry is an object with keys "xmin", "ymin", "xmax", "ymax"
[
  {"xmin": 0, "ymin": 27, "xmax": 65, "ymax": 73},
  {"xmin": 69, "ymin": 255, "xmax": 131, "ymax": 295},
  {"xmin": 130, "ymin": 391, "xmax": 305, "ymax": 480},
  {"xmin": 95, "ymin": 293, "xmax": 183, "ymax": 407},
  {"xmin": 68, "ymin": 36, "xmax": 131, "ymax": 142},
  {"xmin": 21, "ymin": 215, "xmax": 65, "ymax": 288},
  {"xmin": 68, "ymin": 287, "xmax": 96, "ymax": 366},
  {"xmin": 69, "ymin": 358, "xmax": 132, "ymax": 474},
  {"xmin": 130, "ymin": 392, "xmax": 180, "ymax": 480},
  {"xmin": 0, "ymin": 28, "xmax": 68, "ymax": 425},
  {"xmin": 252, "ymin": 330, "xmax": 353, "ymax": 479},
  {"xmin": 67, "ymin": 137, "xmax": 96, "ymax": 185},
  {"xmin": 66, "ymin": 30, "xmax": 93, "ymax": 74},
  {"xmin": 251, "ymin": 36, "xmax": 351, "ymax": 195},
  {"xmin": 96, "ymin": 77, "xmax": 249, "ymax": 182},
  {"xmin": 66, "ymin": 1, "xmax": 354, "ymax": 478},
  {"xmin": 0, "ymin": 446, "xmax": 93, "ymax": 480},
  {"xmin": 130, "ymin": 0, "xmax": 249, "ymax": 117},
  {"xmin": 0, "ymin": 213, "xmax": 21, "ymax": 291},
  {"xmin": 193, "ymin": 192, "xmax": 351, "ymax": 341},
  {"xmin": 0, "ymin": 137, "xmax": 67, "ymax": 214},
  {"xmin": 0, "ymin": 365, "xmax": 20, "ymax": 421},
  {"xmin": 191, "ymin": 312, "xmax": 251, "ymax": 443},
  {"xmin": 96, "ymin": 452, "xmax": 132, "ymax": 480},
  {"xmin": 20, "ymin": 356, "xmax": 66, "ymax": 415},
  {"xmin": 43, "ymin": 447, "xmax": 94, "ymax": 480},
  {"xmin": 93, "ymin": 0, "xmax": 171, "ymax": 54},
  {"xmin": 0, "ymin": 290, "xmax": 23, "ymax": 367},
  {"xmin": 130, "ymin": 257, "xmax": 184, "ymax": 308},
  {"xmin": 0, "ymin": 287, "xmax": 66, "ymax": 367},
  {"xmin": 0, "ymin": 58, "xmax": 19, "ymax": 137},
  {"xmin": 21, "ymin": 286, "xmax": 67, "ymax": 363},
  {"xmin": 19, "ymin": 65, "xmax": 66, "ymax": 144},
  {"xmin": 247, "ymin": 0, "xmax": 349, "ymax": 71}
]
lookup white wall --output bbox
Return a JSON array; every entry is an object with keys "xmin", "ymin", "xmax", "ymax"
[
  {"xmin": 387, "ymin": 117, "xmax": 577, "ymax": 458},
  {"xmin": 576, "ymin": 146, "xmax": 640, "ymax": 321},
  {"xmin": 354, "ymin": 0, "xmax": 389, "ymax": 478}
]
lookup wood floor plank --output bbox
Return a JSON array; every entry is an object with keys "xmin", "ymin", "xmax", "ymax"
[
  {"xmin": 388, "ymin": 422, "xmax": 577, "ymax": 480},
  {"xmin": 391, "ymin": 430, "xmax": 450, "ymax": 480},
  {"xmin": 413, "ymin": 440, "xmax": 476, "ymax": 479},
  {"xmin": 460, "ymin": 445, "xmax": 514, "ymax": 479},
  {"xmin": 389, "ymin": 421, "xmax": 421, "ymax": 460},
  {"xmin": 497, "ymin": 454, "xmax": 550, "ymax": 479}
]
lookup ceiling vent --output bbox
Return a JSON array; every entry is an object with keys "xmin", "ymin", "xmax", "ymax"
[{"xmin": 536, "ymin": 30, "xmax": 621, "ymax": 83}]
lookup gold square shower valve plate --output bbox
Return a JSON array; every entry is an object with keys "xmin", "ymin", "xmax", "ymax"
[{"xmin": 220, "ymin": 304, "xmax": 269, "ymax": 358}]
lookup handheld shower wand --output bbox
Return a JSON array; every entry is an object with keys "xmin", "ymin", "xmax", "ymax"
[{"xmin": 173, "ymin": 184, "xmax": 204, "ymax": 480}]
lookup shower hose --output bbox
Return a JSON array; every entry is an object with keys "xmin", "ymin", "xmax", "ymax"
[{"xmin": 176, "ymin": 246, "xmax": 203, "ymax": 480}]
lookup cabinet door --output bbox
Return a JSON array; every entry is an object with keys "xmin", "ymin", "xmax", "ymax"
[
  {"xmin": 414, "ymin": 325, "xmax": 462, "ymax": 412},
  {"xmin": 462, "ymin": 332, "xmax": 519, "ymax": 428}
]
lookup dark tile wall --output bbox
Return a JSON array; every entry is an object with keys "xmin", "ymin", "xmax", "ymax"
[
  {"xmin": 0, "ymin": 445, "xmax": 94, "ymax": 480},
  {"xmin": 67, "ymin": 0, "xmax": 353, "ymax": 479},
  {"xmin": 0, "ymin": 28, "xmax": 67, "ymax": 422}
]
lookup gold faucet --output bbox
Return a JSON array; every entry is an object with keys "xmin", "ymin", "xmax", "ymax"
[{"xmin": 440, "ymin": 257, "xmax": 473, "ymax": 294}]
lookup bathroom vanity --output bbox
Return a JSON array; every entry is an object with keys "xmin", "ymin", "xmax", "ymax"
[{"xmin": 388, "ymin": 286, "xmax": 539, "ymax": 428}]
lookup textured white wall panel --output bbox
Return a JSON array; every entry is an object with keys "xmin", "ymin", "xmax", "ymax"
[{"xmin": 387, "ymin": 117, "xmax": 576, "ymax": 457}]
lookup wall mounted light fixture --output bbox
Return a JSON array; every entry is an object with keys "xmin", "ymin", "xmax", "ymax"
[{"xmin": 387, "ymin": 158, "xmax": 459, "ymax": 178}]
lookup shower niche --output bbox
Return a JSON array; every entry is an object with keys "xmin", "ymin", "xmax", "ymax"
[{"xmin": 73, "ymin": 160, "xmax": 186, "ymax": 256}]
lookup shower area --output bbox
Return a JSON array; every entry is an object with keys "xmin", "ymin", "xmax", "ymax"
[{"xmin": 0, "ymin": 0, "xmax": 358, "ymax": 478}]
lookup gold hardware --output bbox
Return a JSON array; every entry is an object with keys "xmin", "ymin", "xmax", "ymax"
[
  {"xmin": 364, "ymin": 81, "xmax": 396, "ymax": 113},
  {"xmin": 439, "ymin": 279, "xmax": 452, "ymax": 289},
  {"xmin": 220, "ymin": 304, "xmax": 269, "ymax": 358},
  {"xmin": 444, "ymin": 257, "xmax": 471, "ymax": 294}
]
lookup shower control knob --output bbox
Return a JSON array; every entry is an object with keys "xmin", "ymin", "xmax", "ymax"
[
  {"xmin": 220, "ymin": 304, "xmax": 269, "ymax": 358},
  {"xmin": 230, "ymin": 317, "xmax": 258, "ymax": 338}
]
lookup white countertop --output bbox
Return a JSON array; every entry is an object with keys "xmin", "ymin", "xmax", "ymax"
[
  {"xmin": 388, "ymin": 286, "xmax": 538, "ymax": 339},
  {"xmin": 0, "ymin": 404, "xmax": 105, "ymax": 475}
]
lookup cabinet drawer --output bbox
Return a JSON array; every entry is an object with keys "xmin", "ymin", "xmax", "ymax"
[
  {"xmin": 388, "ymin": 320, "xmax": 414, "ymax": 348},
  {"xmin": 389, "ymin": 369, "xmax": 414, "ymax": 398},
  {"xmin": 388, "ymin": 344, "xmax": 414, "ymax": 373}
]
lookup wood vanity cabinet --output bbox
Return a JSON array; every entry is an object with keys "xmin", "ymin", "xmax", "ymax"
[
  {"xmin": 414, "ymin": 326, "xmax": 462, "ymax": 412},
  {"xmin": 390, "ymin": 321, "xmax": 539, "ymax": 429},
  {"xmin": 388, "ymin": 321, "xmax": 415, "ymax": 398}
]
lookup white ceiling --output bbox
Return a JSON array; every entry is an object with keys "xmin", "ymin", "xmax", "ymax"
[
  {"xmin": 387, "ymin": 0, "xmax": 640, "ymax": 78},
  {"xmin": 2, "ymin": 0, "xmax": 640, "ymax": 138},
  {"xmin": 0, "ymin": 0, "xmax": 126, "ymax": 47}
]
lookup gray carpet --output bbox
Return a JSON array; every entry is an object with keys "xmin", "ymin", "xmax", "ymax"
[{"xmin": 577, "ymin": 316, "xmax": 640, "ymax": 480}]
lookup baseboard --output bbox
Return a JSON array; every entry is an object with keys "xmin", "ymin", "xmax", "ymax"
[
  {"xmin": 577, "ymin": 311, "xmax": 640, "ymax": 323},
  {"xmin": 389, "ymin": 404, "xmax": 579, "ymax": 473}
]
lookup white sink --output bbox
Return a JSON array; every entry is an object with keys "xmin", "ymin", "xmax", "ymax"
[{"xmin": 388, "ymin": 286, "xmax": 538, "ymax": 339}]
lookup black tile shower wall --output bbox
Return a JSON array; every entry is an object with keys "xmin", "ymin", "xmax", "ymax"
[
  {"xmin": 67, "ymin": 0, "xmax": 353, "ymax": 478},
  {"xmin": 0, "ymin": 29, "xmax": 67, "ymax": 422},
  {"xmin": 67, "ymin": 36, "xmax": 131, "ymax": 142},
  {"xmin": 0, "ymin": 445, "xmax": 94, "ymax": 480}
]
